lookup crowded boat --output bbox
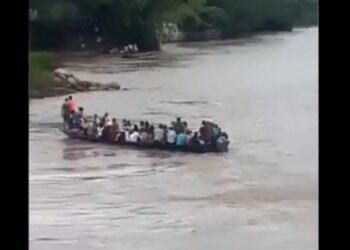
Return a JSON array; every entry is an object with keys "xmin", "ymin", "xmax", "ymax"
[{"xmin": 60, "ymin": 96, "xmax": 230, "ymax": 153}]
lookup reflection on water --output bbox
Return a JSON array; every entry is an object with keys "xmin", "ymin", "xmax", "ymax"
[{"xmin": 30, "ymin": 28, "xmax": 318, "ymax": 250}]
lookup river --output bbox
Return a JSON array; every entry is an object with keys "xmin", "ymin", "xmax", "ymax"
[{"xmin": 29, "ymin": 28, "xmax": 318, "ymax": 250}]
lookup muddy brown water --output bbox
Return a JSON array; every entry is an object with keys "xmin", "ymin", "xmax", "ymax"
[{"xmin": 29, "ymin": 28, "xmax": 318, "ymax": 250}]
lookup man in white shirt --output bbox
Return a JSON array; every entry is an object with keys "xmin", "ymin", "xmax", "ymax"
[
  {"xmin": 166, "ymin": 127, "xmax": 176, "ymax": 145},
  {"xmin": 129, "ymin": 131, "xmax": 140, "ymax": 143},
  {"xmin": 105, "ymin": 114, "xmax": 112, "ymax": 126},
  {"xmin": 154, "ymin": 124, "xmax": 164, "ymax": 143}
]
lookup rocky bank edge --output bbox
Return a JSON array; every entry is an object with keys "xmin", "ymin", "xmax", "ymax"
[{"xmin": 30, "ymin": 68, "xmax": 124, "ymax": 99}]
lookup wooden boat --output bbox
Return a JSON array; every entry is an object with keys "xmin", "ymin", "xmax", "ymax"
[
  {"xmin": 60, "ymin": 128, "xmax": 229, "ymax": 154},
  {"xmin": 122, "ymin": 53, "xmax": 138, "ymax": 59}
]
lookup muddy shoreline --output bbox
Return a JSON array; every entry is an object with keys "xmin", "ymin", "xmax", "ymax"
[
  {"xmin": 29, "ymin": 28, "xmax": 317, "ymax": 99},
  {"xmin": 29, "ymin": 52, "xmax": 156, "ymax": 99}
]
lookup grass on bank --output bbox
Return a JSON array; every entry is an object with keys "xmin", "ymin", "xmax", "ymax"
[{"xmin": 29, "ymin": 52, "xmax": 55, "ymax": 93}]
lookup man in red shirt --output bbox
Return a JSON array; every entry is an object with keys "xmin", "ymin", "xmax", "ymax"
[{"xmin": 66, "ymin": 96, "xmax": 76, "ymax": 112}]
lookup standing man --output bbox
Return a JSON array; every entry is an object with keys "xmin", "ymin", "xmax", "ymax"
[{"xmin": 66, "ymin": 96, "xmax": 76, "ymax": 112}]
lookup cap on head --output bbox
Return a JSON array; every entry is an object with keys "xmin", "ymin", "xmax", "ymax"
[{"xmin": 68, "ymin": 96, "xmax": 73, "ymax": 100}]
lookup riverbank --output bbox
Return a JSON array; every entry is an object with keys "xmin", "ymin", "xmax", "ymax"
[
  {"xmin": 29, "ymin": 26, "xmax": 318, "ymax": 99},
  {"xmin": 29, "ymin": 52, "xmax": 122, "ymax": 99}
]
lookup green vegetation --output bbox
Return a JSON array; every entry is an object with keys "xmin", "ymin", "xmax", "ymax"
[
  {"xmin": 29, "ymin": 52, "xmax": 55, "ymax": 95},
  {"xmin": 30, "ymin": 0, "xmax": 318, "ymax": 50}
]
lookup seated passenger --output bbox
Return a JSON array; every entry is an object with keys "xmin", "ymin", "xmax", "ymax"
[
  {"xmin": 96, "ymin": 125, "xmax": 104, "ymax": 138},
  {"xmin": 185, "ymin": 130, "xmax": 193, "ymax": 144},
  {"xmin": 93, "ymin": 114, "xmax": 100, "ymax": 127},
  {"xmin": 123, "ymin": 120, "xmax": 132, "ymax": 131},
  {"xmin": 217, "ymin": 132, "xmax": 229, "ymax": 144},
  {"xmin": 140, "ymin": 121, "xmax": 145, "ymax": 131},
  {"xmin": 107, "ymin": 118, "xmax": 119, "ymax": 142},
  {"xmin": 211, "ymin": 123, "xmax": 220, "ymax": 145},
  {"xmin": 183, "ymin": 121, "xmax": 189, "ymax": 133},
  {"xmin": 154, "ymin": 124, "xmax": 165, "ymax": 144},
  {"xmin": 140, "ymin": 130, "xmax": 149, "ymax": 142},
  {"xmin": 190, "ymin": 132, "xmax": 203, "ymax": 146},
  {"xmin": 72, "ymin": 110, "xmax": 82, "ymax": 129},
  {"xmin": 173, "ymin": 117, "xmax": 183, "ymax": 134},
  {"xmin": 102, "ymin": 112, "xmax": 112, "ymax": 126},
  {"xmin": 166, "ymin": 127, "xmax": 176, "ymax": 146},
  {"xmin": 129, "ymin": 125, "xmax": 140, "ymax": 143},
  {"xmin": 145, "ymin": 121, "xmax": 150, "ymax": 131},
  {"xmin": 147, "ymin": 125, "xmax": 154, "ymax": 140},
  {"xmin": 175, "ymin": 131, "xmax": 186, "ymax": 147},
  {"xmin": 199, "ymin": 120, "xmax": 211, "ymax": 143},
  {"xmin": 78, "ymin": 107, "xmax": 86, "ymax": 121},
  {"xmin": 86, "ymin": 123, "xmax": 95, "ymax": 137}
]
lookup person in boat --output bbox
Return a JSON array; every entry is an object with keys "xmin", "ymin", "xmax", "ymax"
[
  {"xmin": 66, "ymin": 96, "xmax": 76, "ymax": 112},
  {"xmin": 77, "ymin": 107, "xmax": 87, "ymax": 122},
  {"xmin": 154, "ymin": 124, "xmax": 165, "ymax": 145},
  {"xmin": 139, "ymin": 121, "xmax": 149, "ymax": 143},
  {"xmin": 122, "ymin": 119, "xmax": 128, "ymax": 131},
  {"xmin": 92, "ymin": 114, "xmax": 100, "ymax": 128},
  {"xmin": 166, "ymin": 126, "xmax": 176, "ymax": 148},
  {"xmin": 183, "ymin": 121, "xmax": 189, "ymax": 133},
  {"xmin": 129, "ymin": 125, "xmax": 140, "ymax": 143},
  {"xmin": 173, "ymin": 117, "xmax": 183, "ymax": 134},
  {"xmin": 101, "ymin": 115, "xmax": 114, "ymax": 141},
  {"xmin": 145, "ymin": 121, "xmax": 150, "ymax": 132},
  {"xmin": 211, "ymin": 123, "xmax": 221, "ymax": 146},
  {"xmin": 86, "ymin": 121, "xmax": 95, "ymax": 137},
  {"xmin": 199, "ymin": 121, "xmax": 207, "ymax": 141},
  {"xmin": 88, "ymin": 114, "xmax": 100, "ymax": 137},
  {"xmin": 185, "ymin": 130, "xmax": 193, "ymax": 144},
  {"xmin": 104, "ymin": 112, "xmax": 112, "ymax": 126},
  {"xmin": 107, "ymin": 118, "xmax": 119, "ymax": 142},
  {"xmin": 206, "ymin": 121, "xmax": 214, "ymax": 142},
  {"xmin": 74, "ymin": 107, "xmax": 86, "ymax": 129},
  {"xmin": 96, "ymin": 124, "xmax": 104, "ymax": 138},
  {"xmin": 175, "ymin": 130, "xmax": 186, "ymax": 147},
  {"xmin": 139, "ymin": 121, "xmax": 145, "ymax": 131},
  {"xmin": 61, "ymin": 98, "xmax": 69, "ymax": 122},
  {"xmin": 148, "ymin": 125, "xmax": 155, "ymax": 141},
  {"xmin": 122, "ymin": 119, "xmax": 131, "ymax": 131},
  {"xmin": 67, "ymin": 110, "xmax": 76, "ymax": 129},
  {"xmin": 140, "ymin": 129, "xmax": 149, "ymax": 143},
  {"xmin": 99, "ymin": 112, "xmax": 107, "ymax": 127},
  {"xmin": 216, "ymin": 132, "xmax": 229, "ymax": 151},
  {"xmin": 199, "ymin": 120, "xmax": 212, "ymax": 143},
  {"xmin": 189, "ymin": 132, "xmax": 202, "ymax": 147},
  {"xmin": 126, "ymin": 120, "xmax": 132, "ymax": 131},
  {"xmin": 133, "ymin": 44, "xmax": 139, "ymax": 53}
]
